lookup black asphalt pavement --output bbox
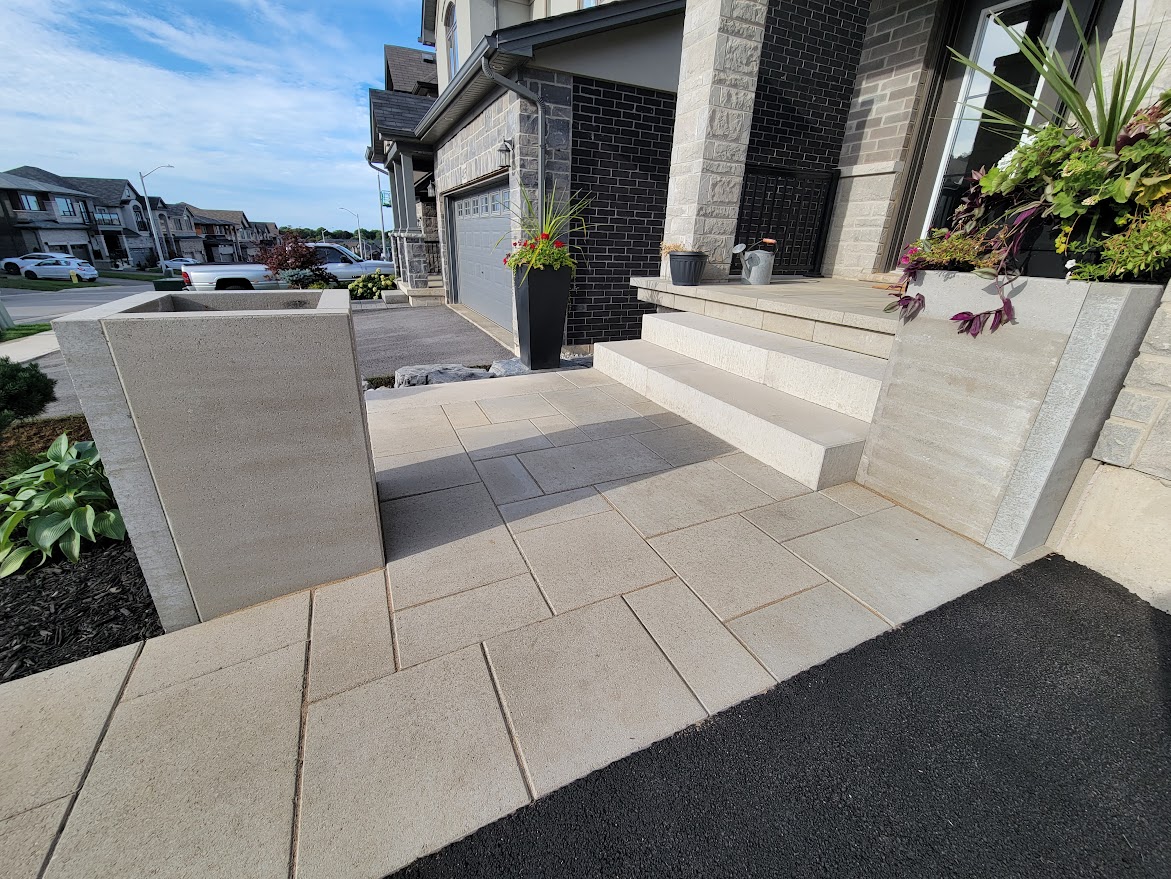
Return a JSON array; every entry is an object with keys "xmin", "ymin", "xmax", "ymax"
[
  {"xmin": 353, "ymin": 306, "xmax": 511, "ymax": 380},
  {"xmin": 394, "ymin": 555, "xmax": 1171, "ymax": 879}
]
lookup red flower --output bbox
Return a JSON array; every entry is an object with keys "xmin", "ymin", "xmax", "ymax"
[
  {"xmin": 539, "ymin": 232, "xmax": 550, "ymax": 240},
  {"xmin": 502, "ymin": 257, "xmax": 508, "ymax": 264},
  {"xmin": 553, "ymin": 240, "xmax": 565, "ymax": 249}
]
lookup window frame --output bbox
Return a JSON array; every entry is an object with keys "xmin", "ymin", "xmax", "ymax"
[
  {"xmin": 18, "ymin": 193, "xmax": 40, "ymax": 211},
  {"xmin": 54, "ymin": 196, "xmax": 77, "ymax": 217},
  {"xmin": 444, "ymin": 3, "xmax": 458, "ymax": 76}
]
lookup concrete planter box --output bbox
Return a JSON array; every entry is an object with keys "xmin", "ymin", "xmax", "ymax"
[
  {"xmin": 54, "ymin": 290, "xmax": 385, "ymax": 629},
  {"xmin": 858, "ymin": 271, "xmax": 1162, "ymax": 559}
]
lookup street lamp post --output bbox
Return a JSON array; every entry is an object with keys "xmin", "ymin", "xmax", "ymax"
[
  {"xmin": 339, "ymin": 207, "xmax": 363, "ymax": 258},
  {"xmin": 139, "ymin": 164, "xmax": 173, "ymax": 269}
]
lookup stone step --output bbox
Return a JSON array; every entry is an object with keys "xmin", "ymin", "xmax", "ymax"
[
  {"xmin": 641, "ymin": 312, "xmax": 886, "ymax": 422},
  {"xmin": 407, "ymin": 293, "xmax": 446, "ymax": 307},
  {"xmin": 594, "ymin": 339, "xmax": 868, "ymax": 490},
  {"xmin": 631, "ymin": 276, "xmax": 897, "ymax": 359}
]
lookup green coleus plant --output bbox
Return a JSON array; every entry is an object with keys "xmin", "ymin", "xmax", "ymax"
[{"xmin": 0, "ymin": 434, "xmax": 126, "ymax": 578}]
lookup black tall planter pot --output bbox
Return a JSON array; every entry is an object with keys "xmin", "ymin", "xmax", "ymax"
[{"xmin": 516, "ymin": 267, "xmax": 571, "ymax": 370}]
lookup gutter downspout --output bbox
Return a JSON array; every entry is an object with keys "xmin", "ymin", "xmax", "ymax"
[
  {"xmin": 480, "ymin": 57, "xmax": 545, "ymax": 232},
  {"xmin": 367, "ymin": 155, "xmax": 391, "ymax": 258}
]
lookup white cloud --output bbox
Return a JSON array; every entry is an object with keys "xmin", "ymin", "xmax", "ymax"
[{"xmin": 0, "ymin": 0, "xmax": 399, "ymax": 227}]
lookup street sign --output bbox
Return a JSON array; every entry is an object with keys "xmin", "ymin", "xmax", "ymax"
[{"xmin": 380, "ymin": 190, "xmax": 392, "ymax": 207}]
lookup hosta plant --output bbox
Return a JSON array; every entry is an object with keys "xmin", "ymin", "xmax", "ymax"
[
  {"xmin": 0, "ymin": 434, "xmax": 126, "ymax": 578},
  {"xmin": 348, "ymin": 270, "xmax": 397, "ymax": 299}
]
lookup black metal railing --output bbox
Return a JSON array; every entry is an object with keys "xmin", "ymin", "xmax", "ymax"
[
  {"xmin": 423, "ymin": 238, "xmax": 441, "ymax": 274},
  {"xmin": 731, "ymin": 165, "xmax": 840, "ymax": 276}
]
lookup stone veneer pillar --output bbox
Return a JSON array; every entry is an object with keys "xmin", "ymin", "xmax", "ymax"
[{"xmin": 661, "ymin": 0, "xmax": 768, "ymax": 279}]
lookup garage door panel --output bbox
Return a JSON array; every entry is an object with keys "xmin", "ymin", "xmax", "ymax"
[{"xmin": 452, "ymin": 185, "xmax": 514, "ymax": 332}]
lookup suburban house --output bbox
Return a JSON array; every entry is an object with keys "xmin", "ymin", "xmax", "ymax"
[
  {"xmin": 5, "ymin": 166, "xmax": 157, "ymax": 267},
  {"xmin": 147, "ymin": 197, "xmax": 207, "ymax": 263},
  {"xmin": 368, "ymin": 0, "xmax": 1168, "ymax": 344},
  {"xmin": 0, "ymin": 169, "xmax": 101, "ymax": 263},
  {"xmin": 181, "ymin": 205, "xmax": 245, "ymax": 262}
]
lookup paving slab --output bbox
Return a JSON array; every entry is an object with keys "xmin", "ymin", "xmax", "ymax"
[
  {"xmin": 728, "ymin": 583, "xmax": 891, "ymax": 681},
  {"xmin": 646, "ymin": 411, "xmax": 688, "ymax": 427},
  {"xmin": 475, "ymin": 455, "xmax": 543, "ymax": 505},
  {"xmin": 373, "ymin": 444, "xmax": 479, "ymax": 501},
  {"xmin": 624, "ymin": 579, "xmax": 775, "ymax": 713},
  {"xmin": 784, "ymin": 506, "xmax": 1017, "ymax": 624},
  {"xmin": 309, "ymin": 571, "xmax": 395, "ymax": 702},
  {"xmin": 819, "ymin": 482, "xmax": 895, "ymax": 515},
  {"xmin": 383, "ymin": 482, "xmax": 528, "ymax": 608},
  {"xmin": 124, "ymin": 591, "xmax": 310, "ymax": 699},
  {"xmin": 632, "ymin": 423, "xmax": 735, "ymax": 466},
  {"xmin": 517, "ymin": 435, "xmax": 669, "ymax": 493},
  {"xmin": 296, "ymin": 645, "xmax": 529, "ymax": 879},
  {"xmin": 46, "ymin": 644, "xmax": 304, "ymax": 879},
  {"xmin": 530, "ymin": 414, "xmax": 592, "ymax": 446},
  {"xmin": 0, "ymin": 796, "xmax": 69, "ymax": 879},
  {"xmin": 498, "ymin": 487, "xmax": 613, "ymax": 534},
  {"xmin": 600, "ymin": 460, "xmax": 774, "ymax": 538},
  {"xmin": 597, "ymin": 382, "xmax": 656, "ymax": 408},
  {"xmin": 515, "ymin": 511, "xmax": 674, "ymax": 613},
  {"xmin": 743, "ymin": 492, "xmax": 857, "ymax": 543},
  {"xmin": 543, "ymin": 387, "xmax": 643, "ymax": 430},
  {"xmin": 486, "ymin": 598, "xmax": 705, "ymax": 796},
  {"xmin": 395, "ymin": 574, "xmax": 552, "ymax": 668},
  {"xmin": 716, "ymin": 452, "xmax": 812, "ymax": 501},
  {"xmin": 441, "ymin": 400, "xmax": 488, "ymax": 429},
  {"xmin": 559, "ymin": 368, "xmax": 614, "ymax": 388},
  {"xmin": 649, "ymin": 515, "xmax": 825, "ymax": 621},
  {"xmin": 0, "ymin": 643, "xmax": 137, "ymax": 821},
  {"xmin": 457, "ymin": 420, "xmax": 552, "ymax": 461},
  {"xmin": 367, "ymin": 405, "xmax": 459, "ymax": 457},
  {"xmin": 478, "ymin": 394, "xmax": 560, "ymax": 423}
]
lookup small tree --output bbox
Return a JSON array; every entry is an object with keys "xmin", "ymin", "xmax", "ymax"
[
  {"xmin": 0, "ymin": 358, "xmax": 56, "ymax": 436},
  {"xmin": 259, "ymin": 234, "xmax": 338, "ymax": 289}
]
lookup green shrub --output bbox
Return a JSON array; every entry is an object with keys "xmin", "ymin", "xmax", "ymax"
[
  {"xmin": 279, "ymin": 267, "xmax": 338, "ymax": 289},
  {"xmin": 0, "ymin": 434, "xmax": 125, "ymax": 578},
  {"xmin": 0, "ymin": 358, "xmax": 56, "ymax": 436},
  {"xmin": 348, "ymin": 270, "xmax": 397, "ymax": 300}
]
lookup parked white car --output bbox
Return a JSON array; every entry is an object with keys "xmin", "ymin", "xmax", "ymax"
[
  {"xmin": 2, "ymin": 252, "xmax": 71, "ymax": 275},
  {"xmin": 22, "ymin": 258, "xmax": 99, "ymax": 281},
  {"xmin": 163, "ymin": 257, "xmax": 200, "ymax": 271}
]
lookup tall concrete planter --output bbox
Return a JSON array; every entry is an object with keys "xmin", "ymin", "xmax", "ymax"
[
  {"xmin": 858, "ymin": 271, "xmax": 1162, "ymax": 559},
  {"xmin": 54, "ymin": 290, "xmax": 385, "ymax": 629}
]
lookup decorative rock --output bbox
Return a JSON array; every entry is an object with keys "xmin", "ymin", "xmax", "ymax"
[
  {"xmin": 489, "ymin": 358, "xmax": 530, "ymax": 378},
  {"xmin": 394, "ymin": 364, "xmax": 491, "ymax": 388}
]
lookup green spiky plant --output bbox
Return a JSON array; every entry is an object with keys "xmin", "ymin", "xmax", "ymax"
[
  {"xmin": 499, "ymin": 186, "xmax": 591, "ymax": 278},
  {"xmin": 951, "ymin": 0, "xmax": 1167, "ymax": 148}
]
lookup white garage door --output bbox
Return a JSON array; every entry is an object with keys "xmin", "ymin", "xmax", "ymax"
[{"xmin": 452, "ymin": 185, "xmax": 514, "ymax": 332}]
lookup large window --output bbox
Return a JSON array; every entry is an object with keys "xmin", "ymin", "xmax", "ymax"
[
  {"xmin": 444, "ymin": 4, "xmax": 458, "ymax": 75},
  {"xmin": 55, "ymin": 196, "xmax": 76, "ymax": 216},
  {"xmin": 18, "ymin": 193, "xmax": 40, "ymax": 211}
]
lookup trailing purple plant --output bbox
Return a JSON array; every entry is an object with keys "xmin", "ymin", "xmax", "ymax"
[
  {"xmin": 951, "ymin": 295, "xmax": 1015, "ymax": 338},
  {"xmin": 884, "ymin": 289, "xmax": 925, "ymax": 320}
]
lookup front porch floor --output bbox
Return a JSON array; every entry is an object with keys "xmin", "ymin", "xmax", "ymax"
[{"xmin": 2, "ymin": 369, "xmax": 1017, "ymax": 879}]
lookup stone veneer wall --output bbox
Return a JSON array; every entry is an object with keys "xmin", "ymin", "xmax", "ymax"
[
  {"xmin": 1056, "ymin": 285, "xmax": 1171, "ymax": 610},
  {"xmin": 745, "ymin": 0, "xmax": 869, "ymax": 171},
  {"xmin": 568, "ymin": 76, "xmax": 676, "ymax": 344},
  {"xmin": 822, "ymin": 0, "xmax": 943, "ymax": 278}
]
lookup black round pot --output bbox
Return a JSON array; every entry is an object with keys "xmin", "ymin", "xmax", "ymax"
[
  {"xmin": 516, "ymin": 267, "xmax": 571, "ymax": 370},
  {"xmin": 668, "ymin": 251, "xmax": 708, "ymax": 286}
]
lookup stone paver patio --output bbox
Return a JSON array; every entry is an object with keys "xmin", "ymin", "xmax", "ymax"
[{"xmin": 0, "ymin": 368, "xmax": 1018, "ymax": 879}]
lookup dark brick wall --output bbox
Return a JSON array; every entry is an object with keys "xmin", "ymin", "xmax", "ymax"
[
  {"xmin": 569, "ymin": 76, "xmax": 675, "ymax": 345},
  {"xmin": 746, "ymin": 0, "xmax": 870, "ymax": 170}
]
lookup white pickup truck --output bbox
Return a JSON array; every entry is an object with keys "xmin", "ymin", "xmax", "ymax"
[{"xmin": 181, "ymin": 243, "xmax": 395, "ymax": 291}]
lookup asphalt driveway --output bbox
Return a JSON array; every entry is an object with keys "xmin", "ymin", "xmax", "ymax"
[{"xmin": 394, "ymin": 554, "xmax": 1171, "ymax": 879}]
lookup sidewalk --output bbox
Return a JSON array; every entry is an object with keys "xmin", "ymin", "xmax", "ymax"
[
  {"xmin": 0, "ymin": 330, "xmax": 59, "ymax": 363},
  {"xmin": 0, "ymin": 369, "xmax": 1018, "ymax": 879}
]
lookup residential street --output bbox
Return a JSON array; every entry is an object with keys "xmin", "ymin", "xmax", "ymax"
[{"xmin": 0, "ymin": 282, "xmax": 152, "ymax": 325}]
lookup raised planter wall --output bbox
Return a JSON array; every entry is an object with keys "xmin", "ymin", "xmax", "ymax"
[
  {"xmin": 54, "ymin": 290, "xmax": 385, "ymax": 629},
  {"xmin": 858, "ymin": 271, "xmax": 1162, "ymax": 559}
]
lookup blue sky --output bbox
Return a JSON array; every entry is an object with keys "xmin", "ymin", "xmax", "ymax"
[{"xmin": 0, "ymin": 0, "xmax": 423, "ymax": 228}]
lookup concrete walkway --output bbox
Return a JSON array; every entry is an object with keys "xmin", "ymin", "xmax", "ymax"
[
  {"xmin": 0, "ymin": 369, "xmax": 1018, "ymax": 879},
  {"xmin": 0, "ymin": 331, "xmax": 59, "ymax": 363}
]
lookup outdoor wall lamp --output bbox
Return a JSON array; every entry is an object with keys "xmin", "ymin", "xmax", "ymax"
[
  {"xmin": 426, "ymin": 181, "xmax": 436, "ymax": 198},
  {"xmin": 498, "ymin": 139, "xmax": 514, "ymax": 168}
]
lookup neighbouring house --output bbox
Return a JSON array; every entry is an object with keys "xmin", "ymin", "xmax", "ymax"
[
  {"xmin": 368, "ymin": 0, "xmax": 1170, "ymax": 344},
  {"xmin": 6, "ymin": 166, "xmax": 158, "ymax": 267},
  {"xmin": 149, "ymin": 197, "xmax": 207, "ymax": 262},
  {"xmin": 253, "ymin": 221, "xmax": 281, "ymax": 252},
  {"xmin": 0, "ymin": 169, "xmax": 101, "ymax": 263},
  {"xmin": 183, "ymin": 206, "xmax": 247, "ymax": 262}
]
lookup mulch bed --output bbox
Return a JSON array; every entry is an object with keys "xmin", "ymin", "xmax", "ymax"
[
  {"xmin": 0, "ymin": 414, "xmax": 92, "ymax": 478},
  {"xmin": 1, "ymin": 541, "xmax": 162, "ymax": 684}
]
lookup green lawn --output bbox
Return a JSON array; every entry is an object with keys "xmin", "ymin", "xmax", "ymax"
[
  {"xmin": 1, "ymin": 324, "xmax": 51, "ymax": 342},
  {"xmin": 0, "ymin": 276, "xmax": 106, "ymax": 292},
  {"xmin": 99, "ymin": 270, "xmax": 163, "ymax": 281}
]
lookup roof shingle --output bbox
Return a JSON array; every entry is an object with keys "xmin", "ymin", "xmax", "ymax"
[{"xmin": 384, "ymin": 45, "xmax": 438, "ymax": 93}]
